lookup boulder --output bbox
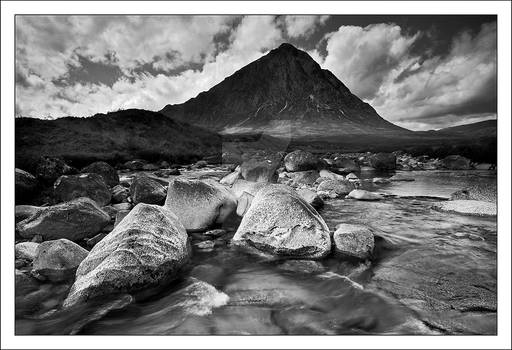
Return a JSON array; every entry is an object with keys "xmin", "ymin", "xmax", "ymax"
[
  {"xmin": 111, "ymin": 185, "xmax": 130, "ymax": 203},
  {"xmin": 296, "ymin": 188, "xmax": 324, "ymax": 209},
  {"xmin": 441, "ymin": 155, "xmax": 471, "ymax": 170},
  {"xmin": 165, "ymin": 179, "xmax": 237, "ymax": 231},
  {"xmin": 32, "ymin": 239, "xmax": 88, "ymax": 282},
  {"xmin": 130, "ymin": 175, "xmax": 167, "ymax": 205},
  {"xmin": 368, "ymin": 153, "xmax": 396, "ymax": 170},
  {"xmin": 432, "ymin": 200, "xmax": 496, "ymax": 217},
  {"xmin": 319, "ymin": 169, "xmax": 345, "ymax": 181},
  {"xmin": 316, "ymin": 179, "xmax": 355, "ymax": 198},
  {"xmin": 240, "ymin": 154, "xmax": 280, "ymax": 183},
  {"xmin": 35, "ymin": 156, "xmax": 76, "ymax": 185},
  {"xmin": 16, "ymin": 197, "xmax": 110, "ymax": 241},
  {"xmin": 15, "ymin": 242, "xmax": 40, "ymax": 262},
  {"xmin": 232, "ymin": 185, "xmax": 331, "ymax": 259},
  {"xmin": 284, "ymin": 150, "xmax": 319, "ymax": 172},
  {"xmin": 15, "ymin": 168, "xmax": 38, "ymax": 204},
  {"xmin": 123, "ymin": 160, "xmax": 145, "ymax": 170},
  {"xmin": 81, "ymin": 161, "xmax": 119, "ymax": 188},
  {"xmin": 15, "ymin": 205, "xmax": 41, "ymax": 223},
  {"xmin": 63, "ymin": 204, "xmax": 190, "ymax": 308},
  {"xmin": 220, "ymin": 168, "xmax": 242, "ymax": 186},
  {"xmin": 333, "ymin": 224, "xmax": 375, "ymax": 260},
  {"xmin": 346, "ymin": 189, "xmax": 383, "ymax": 201},
  {"xmin": 54, "ymin": 173, "xmax": 111, "ymax": 206},
  {"xmin": 287, "ymin": 170, "xmax": 320, "ymax": 186},
  {"xmin": 142, "ymin": 163, "xmax": 159, "ymax": 171},
  {"xmin": 332, "ymin": 158, "xmax": 360, "ymax": 173}
]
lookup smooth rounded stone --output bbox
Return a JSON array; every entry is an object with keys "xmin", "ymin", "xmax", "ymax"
[
  {"xmin": 54, "ymin": 173, "xmax": 111, "ymax": 206},
  {"xmin": 231, "ymin": 179, "xmax": 268, "ymax": 198},
  {"xmin": 81, "ymin": 161, "xmax": 119, "ymax": 188},
  {"xmin": 333, "ymin": 224, "xmax": 375, "ymax": 260},
  {"xmin": 441, "ymin": 155, "xmax": 471, "ymax": 170},
  {"xmin": 219, "ymin": 168, "xmax": 242, "ymax": 186},
  {"xmin": 369, "ymin": 153, "xmax": 396, "ymax": 170},
  {"xmin": 16, "ymin": 197, "xmax": 111, "ymax": 241},
  {"xmin": 332, "ymin": 158, "xmax": 360, "ymax": 173},
  {"xmin": 204, "ymin": 229, "xmax": 227, "ymax": 238},
  {"xmin": 284, "ymin": 150, "xmax": 319, "ymax": 172},
  {"xmin": 32, "ymin": 239, "xmax": 88, "ymax": 282},
  {"xmin": 432, "ymin": 200, "xmax": 496, "ymax": 217},
  {"xmin": 287, "ymin": 170, "xmax": 320, "ymax": 186},
  {"xmin": 316, "ymin": 179, "xmax": 355, "ymax": 198},
  {"xmin": 63, "ymin": 204, "xmax": 190, "ymax": 308},
  {"xmin": 277, "ymin": 260, "xmax": 326, "ymax": 274},
  {"xmin": 35, "ymin": 156, "xmax": 76, "ymax": 185},
  {"xmin": 15, "ymin": 168, "xmax": 38, "ymax": 204},
  {"xmin": 129, "ymin": 175, "xmax": 166, "ymax": 205},
  {"xmin": 86, "ymin": 232, "xmax": 108, "ymax": 248},
  {"xmin": 346, "ymin": 189, "xmax": 383, "ymax": 201},
  {"xmin": 15, "ymin": 242, "xmax": 40, "ymax": 262},
  {"xmin": 111, "ymin": 185, "xmax": 130, "ymax": 203},
  {"xmin": 372, "ymin": 177, "xmax": 391, "ymax": 184},
  {"xmin": 165, "ymin": 178, "xmax": 237, "ymax": 231},
  {"xmin": 112, "ymin": 202, "xmax": 132, "ymax": 211},
  {"xmin": 15, "ymin": 205, "xmax": 42, "ymax": 223},
  {"xmin": 195, "ymin": 240, "xmax": 215, "ymax": 251},
  {"xmin": 240, "ymin": 155, "xmax": 281, "ymax": 183},
  {"xmin": 232, "ymin": 185, "xmax": 331, "ymax": 259},
  {"xmin": 296, "ymin": 188, "xmax": 324, "ymax": 208},
  {"xmin": 123, "ymin": 160, "xmax": 145, "ymax": 170},
  {"xmin": 319, "ymin": 169, "xmax": 345, "ymax": 181}
]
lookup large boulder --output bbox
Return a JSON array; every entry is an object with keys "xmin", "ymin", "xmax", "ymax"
[
  {"xmin": 333, "ymin": 224, "xmax": 375, "ymax": 260},
  {"xmin": 368, "ymin": 153, "xmax": 396, "ymax": 170},
  {"xmin": 54, "ymin": 173, "xmax": 111, "ymax": 206},
  {"xmin": 165, "ymin": 179, "xmax": 237, "ymax": 231},
  {"xmin": 441, "ymin": 155, "xmax": 471, "ymax": 170},
  {"xmin": 316, "ymin": 179, "xmax": 355, "ymax": 198},
  {"xmin": 130, "ymin": 175, "xmax": 166, "ymax": 205},
  {"xmin": 35, "ymin": 156, "xmax": 76, "ymax": 185},
  {"xmin": 240, "ymin": 155, "xmax": 280, "ymax": 183},
  {"xmin": 81, "ymin": 161, "xmax": 119, "ymax": 188},
  {"xmin": 63, "ymin": 204, "xmax": 190, "ymax": 308},
  {"xmin": 232, "ymin": 185, "xmax": 331, "ymax": 259},
  {"xmin": 284, "ymin": 150, "xmax": 319, "ymax": 172},
  {"xmin": 15, "ymin": 168, "xmax": 38, "ymax": 204},
  {"xmin": 32, "ymin": 239, "xmax": 88, "ymax": 282},
  {"xmin": 15, "ymin": 205, "xmax": 42, "ymax": 223},
  {"xmin": 16, "ymin": 197, "xmax": 110, "ymax": 241}
]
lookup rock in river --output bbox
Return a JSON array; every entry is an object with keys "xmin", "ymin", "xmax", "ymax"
[
  {"xmin": 165, "ymin": 179, "xmax": 237, "ymax": 231},
  {"xmin": 63, "ymin": 203, "xmax": 190, "ymax": 308},
  {"xmin": 32, "ymin": 239, "xmax": 88, "ymax": 282},
  {"xmin": 81, "ymin": 161, "xmax": 119, "ymax": 188},
  {"xmin": 432, "ymin": 200, "xmax": 496, "ymax": 217},
  {"xmin": 232, "ymin": 185, "xmax": 331, "ymax": 259},
  {"xmin": 316, "ymin": 179, "xmax": 355, "ymax": 198},
  {"xmin": 296, "ymin": 188, "xmax": 324, "ymax": 208},
  {"xmin": 284, "ymin": 150, "xmax": 319, "ymax": 172},
  {"xmin": 130, "ymin": 175, "xmax": 167, "ymax": 205},
  {"xmin": 333, "ymin": 224, "xmax": 375, "ymax": 260},
  {"xmin": 16, "ymin": 197, "xmax": 111, "ymax": 241},
  {"xmin": 240, "ymin": 155, "xmax": 280, "ymax": 183},
  {"xmin": 346, "ymin": 189, "xmax": 383, "ymax": 201},
  {"xmin": 54, "ymin": 173, "xmax": 111, "ymax": 206}
]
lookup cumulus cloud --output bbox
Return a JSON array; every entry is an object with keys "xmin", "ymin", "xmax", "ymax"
[{"xmin": 282, "ymin": 15, "xmax": 329, "ymax": 38}]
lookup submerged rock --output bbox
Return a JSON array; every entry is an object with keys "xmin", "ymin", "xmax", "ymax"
[
  {"xmin": 63, "ymin": 203, "xmax": 190, "ymax": 308},
  {"xmin": 54, "ymin": 173, "xmax": 111, "ymax": 206},
  {"xmin": 15, "ymin": 168, "xmax": 38, "ymax": 204},
  {"xmin": 32, "ymin": 239, "xmax": 88, "ymax": 282},
  {"xmin": 130, "ymin": 175, "xmax": 166, "ymax": 205},
  {"xmin": 333, "ymin": 224, "xmax": 375, "ymax": 260},
  {"xmin": 16, "ymin": 197, "xmax": 111, "ymax": 241},
  {"xmin": 346, "ymin": 189, "xmax": 383, "ymax": 201},
  {"xmin": 432, "ymin": 200, "xmax": 496, "ymax": 217},
  {"xmin": 284, "ymin": 150, "xmax": 319, "ymax": 172},
  {"xmin": 81, "ymin": 161, "xmax": 119, "ymax": 188},
  {"xmin": 165, "ymin": 179, "xmax": 237, "ymax": 231},
  {"xmin": 316, "ymin": 179, "xmax": 355, "ymax": 198},
  {"xmin": 232, "ymin": 185, "xmax": 331, "ymax": 259}
]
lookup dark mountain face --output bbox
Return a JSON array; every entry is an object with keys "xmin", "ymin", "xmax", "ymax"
[{"xmin": 161, "ymin": 43, "xmax": 408, "ymax": 137}]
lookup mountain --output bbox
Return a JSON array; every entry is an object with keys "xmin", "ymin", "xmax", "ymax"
[
  {"xmin": 435, "ymin": 119, "xmax": 497, "ymax": 138},
  {"xmin": 161, "ymin": 43, "xmax": 408, "ymax": 138},
  {"xmin": 15, "ymin": 109, "xmax": 221, "ymax": 170}
]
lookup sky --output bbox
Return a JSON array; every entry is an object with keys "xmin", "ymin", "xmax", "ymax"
[{"xmin": 15, "ymin": 15, "xmax": 496, "ymax": 130}]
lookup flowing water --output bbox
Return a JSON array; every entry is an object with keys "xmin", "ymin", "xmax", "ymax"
[{"xmin": 16, "ymin": 170, "xmax": 497, "ymax": 335}]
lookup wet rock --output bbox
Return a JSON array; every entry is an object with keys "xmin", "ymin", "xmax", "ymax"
[
  {"xmin": 81, "ymin": 161, "xmax": 119, "ymax": 187},
  {"xmin": 232, "ymin": 185, "xmax": 331, "ymax": 259},
  {"xmin": 333, "ymin": 158, "xmax": 360, "ymax": 173},
  {"xmin": 346, "ymin": 189, "xmax": 383, "ymax": 201},
  {"xmin": 287, "ymin": 170, "xmax": 320, "ymax": 186},
  {"xmin": 15, "ymin": 205, "xmax": 42, "ymax": 223},
  {"xmin": 432, "ymin": 200, "xmax": 496, "ymax": 217},
  {"xmin": 316, "ymin": 179, "xmax": 355, "ymax": 198},
  {"xmin": 111, "ymin": 185, "xmax": 130, "ymax": 203},
  {"xmin": 165, "ymin": 179, "xmax": 237, "ymax": 231},
  {"xmin": 219, "ymin": 167, "xmax": 242, "ymax": 185},
  {"xmin": 15, "ymin": 168, "xmax": 38, "ymax": 204},
  {"xmin": 319, "ymin": 169, "xmax": 345, "ymax": 181},
  {"xmin": 17, "ymin": 197, "xmax": 110, "ymax": 241},
  {"xmin": 35, "ymin": 156, "xmax": 76, "ymax": 185},
  {"xmin": 123, "ymin": 160, "xmax": 145, "ymax": 170},
  {"xmin": 54, "ymin": 173, "xmax": 111, "ymax": 206},
  {"xmin": 130, "ymin": 175, "xmax": 166, "ymax": 205},
  {"xmin": 63, "ymin": 204, "xmax": 190, "ymax": 308},
  {"xmin": 240, "ymin": 154, "xmax": 280, "ymax": 183},
  {"xmin": 441, "ymin": 155, "xmax": 471, "ymax": 170},
  {"xmin": 333, "ymin": 224, "xmax": 375, "ymax": 260},
  {"xmin": 32, "ymin": 239, "xmax": 88, "ymax": 282},
  {"xmin": 296, "ymin": 188, "xmax": 324, "ymax": 208},
  {"xmin": 284, "ymin": 150, "xmax": 319, "ymax": 172},
  {"xmin": 15, "ymin": 242, "xmax": 39, "ymax": 262},
  {"xmin": 369, "ymin": 153, "xmax": 396, "ymax": 170}
]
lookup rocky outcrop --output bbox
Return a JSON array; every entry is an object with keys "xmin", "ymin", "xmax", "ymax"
[
  {"xmin": 15, "ymin": 168, "xmax": 38, "ymax": 204},
  {"xmin": 81, "ymin": 161, "xmax": 119, "ymax": 188},
  {"xmin": 316, "ymin": 179, "xmax": 355, "ymax": 198},
  {"xmin": 165, "ymin": 179, "xmax": 237, "ymax": 231},
  {"xmin": 432, "ymin": 200, "xmax": 496, "ymax": 217},
  {"xmin": 441, "ymin": 155, "xmax": 471, "ymax": 170},
  {"xmin": 369, "ymin": 153, "xmax": 396, "ymax": 170},
  {"xmin": 232, "ymin": 185, "xmax": 331, "ymax": 259},
  {"xmin": 284, "ymin": 150, "xmax": 319, "ymax": 172},
  {"xmin": 54, "ymin": 173, "xmax": 111, "ymax": 206},
  {"xmin": 130, "ymin": 175, "xmax": 167, "ymax": 205},
  {"xmin": 16, "ymin": 197, "xmax": 110, "ymax": 241},
  {"xmin": 63, "ymin": 204, "xmax": 190, "ymax": 308},
  {"xmin": 333, "ymin": 224, "xmax": 375, "ymax": 260},
  {"xmin": 32, "ymin": 239, "xmax": 88, "ymax": 282}
]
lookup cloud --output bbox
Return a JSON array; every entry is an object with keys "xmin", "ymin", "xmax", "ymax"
[{"xmin": 282, "ymin": 15, "xmax": 329, "ymax": 38}]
